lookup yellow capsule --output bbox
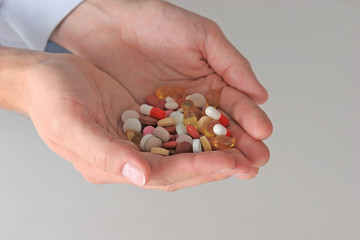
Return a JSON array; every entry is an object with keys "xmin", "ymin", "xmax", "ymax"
[
  {"xmin": 126, "ymin": 130, "xmax": 143, "ymax": 147},
  {"xmin": 197, "ymin": 115, "xmax": 212, "ymax": 134},
  {"xmin": 210, "ymin": 135, "xmax": 235, "ymax": 150},
  {"xmin": 204, "ymin": 120, "xmax": 219, "ymax": 138},
  {"xmin": 205, "ymin": 89, "xmax": 220, "ymax": 108},
  {"xmin": 155, "ymin": 86, "xmax": 174, "ymax": 99},
  {"xmin": 171, "ymin": 86, "xmax": 185, "ymax": 100},
  {"xmin": 183, "ymin": 110, "xmax": 198, "ymax": 127},
  {"xmin": 181, "ymin": 99, "xmax": 195, "ymax": 111}
]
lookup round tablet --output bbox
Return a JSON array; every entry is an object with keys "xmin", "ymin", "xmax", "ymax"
[
  {"xmin": 123, "ymin": 118, "xmax": 141, "ymax": 133},
  {"xmin": 143, "ymin": 126, "xmax": 155, "ymax": 135},
  {"xmin": 176, "ymin": 134, "xmax": 193, "ymax": 145},
  {"xmin": 144, "ymin": 137, "xmax": 162, "ymax": 152},
  {"xmin": 176, "ymin": 124, "xmax": 187, "ymax": 135},
  {"xmin": 176, "ymin": 142, "xmax": 192, "ymax": 154},
  {"xmin": 200, "ymin": 135, "xmax": 212, "ymax": 151},
  {"xmin": 140, "ymin": 134, "xmax": 154, "ymax": 151},
  {"xmin": 169, "ymin": 111, "xmax": 184, "ymax": 125},
  {"xmin": 186, "ymin": 93, "xmax": 206, "ymax": 108},
  {"xmin": 153, "ymin": 126, "xmax": 171, "ymax": 142},
  {"xmin": 192, "ymin": 139, "xmax": 202, "ymax": 153},
  {"xmin": 121, "ymin": 110, "xmax": 139, "ymax": 122},
  {"xmin": 165, "ymin": 102, "xmax": 179, "ymax": 110}
]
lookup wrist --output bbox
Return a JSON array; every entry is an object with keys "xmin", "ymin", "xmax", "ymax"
[{"xmin": 0, "ymin": 46, "xmax": 46, "ymax": 114}]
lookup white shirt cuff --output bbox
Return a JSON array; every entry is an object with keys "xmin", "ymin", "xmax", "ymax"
[{"xmin": 0, "ymin": 0, "xmax": 84, "ymax": 51}]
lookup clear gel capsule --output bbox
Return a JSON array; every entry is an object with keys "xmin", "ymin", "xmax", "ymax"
[{"xmin": 210, "ymin": 135, "xmax": 235, "ymax": 150}]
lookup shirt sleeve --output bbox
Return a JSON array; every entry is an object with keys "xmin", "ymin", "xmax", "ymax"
[{"xmin": 0, "ymin": 0, "xmax": 84, "ymax": 51}]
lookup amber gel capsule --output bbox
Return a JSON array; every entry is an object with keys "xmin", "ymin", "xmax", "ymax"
[
  {"xmin": 181, "ymin": 99, "xmax": 195, "ymax": 111},
  {"xmin": 126, "ymin": 130, "xmax": 143, "ymax": 147},
  {"xmin": 205, "ymin": 89, "xmax": 220, "ymax": 108},
  {"xmin": 204, "ymin": 119, "xmax": 219, "ymax": 138},
  {"xmin": 183, "ymin": 110, "xmax": 198, "ymax": 127},
  {"xmin": 155, "ymin": 86, "xmax": 174, "ymax": 99},
  {"xmin": 210, "ymin": 135, "xmax": 235, "ymax": 150}
]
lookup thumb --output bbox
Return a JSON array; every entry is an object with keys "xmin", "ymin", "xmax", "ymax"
[
  {"xmin": 35, "ymin": 108, "xmax": 151, "ymax": 186},
  {"xmin": 205, "ymin": 24, "xmax": 268, "ymax": 104}
]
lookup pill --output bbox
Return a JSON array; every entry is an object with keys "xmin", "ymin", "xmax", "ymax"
[
  {"xmin": 204, "ymin": 120, "xmax": 219, "ymax": 138},
  {"xmin": 170, "ymin": 135, "xmax": 176, "ymax": 141},
  {"xmin": 200, "ymin": 135, "xmax": 212, "ymax": 151},
  {"xmin": 176, "ymin": 123, "xmax": 187, "ymax": 135},
  {"xmin": 165, "ymin": 96, "xmax": 176, "ymax": 102},
  {"xmin": 126, "ymin": 130, "xmax": 143, "ymax": 147},
  {"xmin": 213, "ymin": 124, "xmax": 231, "ymax": 137},
  {"xmin": 151, "ymin": 147, "xmax": 169, "ymax": 156},
  {"xmin": 157, "ymin": 117, "xmax": 176, "ymax": 127},
  {"xmin": 144, "ymin": 136, "xmax": 162, "ymax": 152},
  {"xmin": 121, "ymin": 110, "xmax": 140, "ymax": 122},
  {"xmin": 165, "ymin": 101, "xmax": 179, "ymax": 110},
  {"xmin": 176, "ymin": 142, "xmax": 192, "ymax": 154},
  {"xmin": 172, "ymin": 86, "xmax": 185, "ymax": 100},
  {"xmin": 177, "ymin": 108, "xmax": 184, "ymax": 113},
  {"xmin": 140, "ymin": 134, "xmax": 154, "ymax": 151},
  {"xmin": 123, "ymin": 118, "xmax": 142, "ymax": 133},
  {"xmin": 186, "ymin": 93, "xmax": 206, "ymax": 108},
  {"xmin": 164, "ymin": 126, "xmax": 177, "ymax": 134},
  {"xmin": 210, "ymin": 135, "xmax": 235, "ymax": 150},
  {"xmin": 169, "ymin": 111, "xmax": 184, "ymax": 125},
  {"xmin": 140, "ymin": 104, "xmax": 166, "ymax": 120},
  {"xmin": 165, "ymin": 109, "xmax": 173, "ymax": 117},
  {"xmin": 139, "ymin": 115, "xmax": 158, "ymax": 126},
  {"xmin": 169, "ymin": 149, "xmax": 177, "ymax": 155},
  {"xmin": 162, "ymin": 141, "xmax": 178, "ymax": 149},
  {"xmin": 183, "ymin": 110, "xmax": 198, "ymax": 127},
  {"xmin": 205, "ymin": 89, "xmax": 220, "ymax": 108},
  {"xmin": 155, "ymin": 86, "xmax": 174, "ymax": 99},
  {"xmin": 181, "ymin": 99, "xmax": 195, "ymax": 111},
  {"xmin": 193, "ymin": 108, "xmax": 203, "ymax": 120},
  {"xmin": 186, "ymin": 124, "xmax": 200, "ymax": 139},
  {"xmin": 153, "ymin": 126, "xmax": 171, "ymax": 142},
  {"xmin": 176, "ymin": 98, "xmax": 185, "ymax": 107},
  {"xmin": 192, "ymin": 139, "xmax": 202, "ymax": 153},
  {"xmin": 143, "ymin": 126, "xmax": 155, "ymax": 135},
  {"xmin": 176, "ymin": 134, "xmax": 193, "ymax": 145},
  {"xmin": 205, "ymin": 106, "xmax": 229, "ymax": 127},
  {"xmin": 197, "ymin": 116, "xmax": 212, "ymax": 134},
  {"xmin": 146, "ymin": 95, "xmax": 166, "ymax": 110}
]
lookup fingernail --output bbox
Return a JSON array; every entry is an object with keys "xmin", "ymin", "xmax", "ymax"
[
  {"xmin": 122, "ymin": 163, "xmax": 146, "ymax": 186},
  {"xmin": 232, "ymin": 173, "xmax": 249, "ymax": 177}
]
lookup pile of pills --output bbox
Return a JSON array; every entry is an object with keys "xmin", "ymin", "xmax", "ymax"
[{"xmin": 121, "ymin": 86, "xmax": 235, "ymax": 156}]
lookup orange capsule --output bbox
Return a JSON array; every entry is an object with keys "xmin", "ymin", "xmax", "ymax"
[
  {"xmin": 205, "ymin": 89, "xmax": 220, "ymax": 108},
  {"xmin": 171, "ymin": 86, "xmax": 185, "ymax": 100},
  {"xmin": 155, "ymin": 86, "xmax": 174, "ymax": 99},
  {"xmin": 210, "ymin": 135, "xmax": 235, "ymax": 150}
]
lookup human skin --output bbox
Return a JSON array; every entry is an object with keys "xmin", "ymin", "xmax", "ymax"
[
  {"xmin": 0, "ymin": 46, "xmax": 258, "ymax": 191},
  {"xmin": 51, "ymin": 0, "xmax": 273, "ymax": 171}
]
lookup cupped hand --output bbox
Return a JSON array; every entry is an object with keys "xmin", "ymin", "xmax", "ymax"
[
  {"xmin": 51, "ymin": 0, "xmax": 273, "ymax": 179},
  {"xmin": 24, "ymin": 52, "xmax": 248, "ymax": 191}
]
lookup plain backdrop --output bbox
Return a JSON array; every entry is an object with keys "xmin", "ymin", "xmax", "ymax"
[{"xmin": 1, "ymin": 0, "xmax": 359, "ymax": 239}]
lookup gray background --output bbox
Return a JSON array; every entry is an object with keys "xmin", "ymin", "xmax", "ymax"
[{"xmin": 1, "ymin": 0, "xmax": 359, "ymax": 239}]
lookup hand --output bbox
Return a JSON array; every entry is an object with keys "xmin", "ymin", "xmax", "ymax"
[
  {"xmin": 52, "ymin": 0, "xmax": 273, "ymax": 177},
  {"xmin": 1, "ymin": 47, "xmax": 243, "ymax": 191}
]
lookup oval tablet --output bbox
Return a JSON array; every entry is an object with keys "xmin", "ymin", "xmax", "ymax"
[
  {"xmin": 169, "ymin": 111, "xmax": 184, "ymax": 125},
  {"xmin": 165, "ymin": 101, "xmax": 179, "ymax": 110},
  {"xmin": 200, "ymin": 135, "xmax": 212, "ymax": 151},
  {"xmin": 176, "ymin": 142, "xmax": 192, "ymax": 154},
  {"xmin": 140, "ymin": 115, "xmax": 158, "ymax": 126},
  {"xmin": 153, "ymin": 126, "xmax": 171, "ymax": 142},
  {"xmin": 176, "ymin": 124, "xmax": 187, "ymax": 136},
  {"xmin": 176, "ymin": 134, "xmax": 193, "ymax": 145},
  {"xmin": 162, "ymin": 141, "xmax": 178, "ymax": 149},
  {"xmin": 144, "ymin": 136, "xmax": 162, "ymax": 152},
  {"xmin": 146, "ymin": 95, "xmax": 165, "ymax": 110},
  {"xmin": 121, "ymin": 110, "xmax": 140, "ymax": 122},
  {"xmin": 186, "ymin": 124, "xmax": 200, "ymax": 139},
  {"xmin": 192, "ymin": 139, "xmax": 202, "ymax": 153},
  {"xmin": 123, "ymin": 118, "xmax": 142, "ymax": 133},
  {"xmin": 151, "ymin": 147, "xmax": 169, "ymax": 156},
  {"xmin": 186, "ymin": 93, "xmax": 206, "ymax": 108},
  {"xmin": 140, "ymin": 134, "xmax": 154, "ymax": 151}
]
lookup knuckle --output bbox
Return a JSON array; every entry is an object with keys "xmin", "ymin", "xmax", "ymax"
[{"xmin": 92, "ymin": 150, "xmax": 110, "ymax": 172}]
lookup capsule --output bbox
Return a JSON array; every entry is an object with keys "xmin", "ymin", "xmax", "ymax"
[
  {"xmin": 210, "ymin": 135, "xmax": 235, "ymax": 150},
  {"xmin": 140, "ymin": 104, "xmax": 166, "ymax": 120},
  {"xmin": 155, "ymin": 86, "xmax": 174, "ymax": 99},
  {"xmin": 213, "ymin": 124, "xmax": 231, "ymax": 137},
  {"xmin": 204, "ymin": 120, "xmax": 219, "ymax": 138},
  {"xmin": 171, "ymin": 86, "xmax": 185, "ymax": 100},
  {"xmin": 197, "ymin": 116, "xmax": 212, "ymax": 134},
  {"xmin": 204, "ymin": 106, "xmax": 229, "ymax": 127},
  {"xmin": 126, "ymin": 130, "xmax": 143, "ymax": 147},
  {"xmin": 205, "ymin": 89, "xmax": 220, "ymax": 108},
  {"xmin": 183, "ymin": 110, "xmax": 198, "ymax": 127},
  {"xmin": 181, "ymin": 99, "xmax": 195, "ymax": 111},
  {"xmin": 192, "ymin": 108, "xmax": 203, "ymax": 120}
]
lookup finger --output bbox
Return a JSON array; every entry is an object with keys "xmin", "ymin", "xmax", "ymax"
[
  {"xmin": 143, "ymin": 150, "xmax": 236, "ymax": 186},
  {"xmin": 226, "ymin": 114, "xmax": 271, "ymax": 167},
  {"xmin": 220, "ymin": 86, "xmax": 273, "ymax": 140},
  {"xmin": 233, "ymin": 167, "xmax": 259, "ymax": 180},
  {"xmin": 205, "ymin": 24, "xmax": 268, "ymax": 104},
  {"xmin": 38, "ymin": 104, "xmax": 151, "ymax": 186}
]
